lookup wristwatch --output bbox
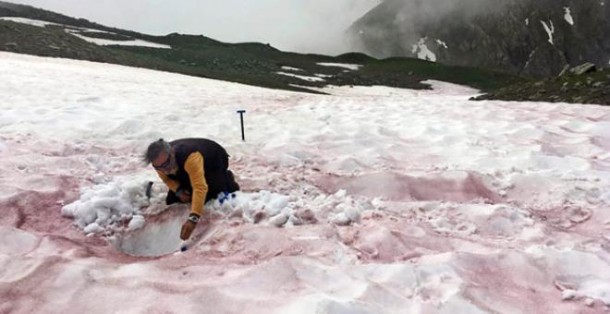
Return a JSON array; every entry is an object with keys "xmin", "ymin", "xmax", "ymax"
[{"xmin": 188, "ymin": 214, "xmax": 200, "ymax": 224}]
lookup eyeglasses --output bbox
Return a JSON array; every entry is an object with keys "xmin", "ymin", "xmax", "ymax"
[{"xmin": 153, "ymin": 153, "xmax": 174, "ymax": 171}]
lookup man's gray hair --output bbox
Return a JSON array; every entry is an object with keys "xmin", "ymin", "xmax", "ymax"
[{"xmin": 143, "ymin": 138, "xmax": 171, "ymax": 164}]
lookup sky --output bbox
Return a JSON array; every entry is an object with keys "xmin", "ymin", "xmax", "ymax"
[
  {"xmin": 7, "ymin": 0, "xmax": 380, "ymax": 55},
  {"xmin": 1, "ymin": 47, "xmax": 610, "ymax": 312}
]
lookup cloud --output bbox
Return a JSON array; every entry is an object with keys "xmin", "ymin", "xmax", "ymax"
[{"xmin": 8, "ymin": 0, "xmax": 380, "ymax": 55}]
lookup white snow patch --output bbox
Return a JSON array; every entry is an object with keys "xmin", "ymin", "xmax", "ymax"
[
  {"xmin": 317, "ymin": 63, "xmax": 362, "ymax": 71},
  {"xmin": 281, "ymin": 66, "xmax": 303, "ymax": 72},
  {"xmin": 436, "ymin": 39, "xmax": 448, "ymax": 49},
  {"xmin": 0, "ymin": 17, "xmax": 58, "ymax": 28},
  {"xmin": 564, "ymin": 7, "xmax": 575, "ymax": 25},
  {"xmin": 541, "ymin": 20, "xmax": 555, "ymax": 45},
  {"xmin": 0, "ymin": 17, "xmax": 170, "ymax": 49},
  {"xmin": 66, "ymin": 30, "xmax": 170, "ymax": 49},
  {"xmin": 277, "ymin": 72, "xmax": 325, "ymax": 82},
  {"xmin": 525, "ymin": 18, "xmax": 529, "ymax": 26},
  {"xmin": 77, "ymin": 28, "xmax": 113, "ymax": 34},
  {"xmin": 523, "ymin": 49, "xmax": 538, "ymax": 70},
  {"xmin": 412, "ymin": 37, "xmax": 436, "ymax": 62}
]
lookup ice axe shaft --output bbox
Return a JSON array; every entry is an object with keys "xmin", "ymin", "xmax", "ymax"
[{"xmin": 237, "ymin": 110, "xmax": 246, "ymax": 141}]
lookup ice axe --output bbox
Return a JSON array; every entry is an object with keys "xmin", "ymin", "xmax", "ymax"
[{"xmin": 237, "ymin": 110, "xmax": 246, "ymax": 141}]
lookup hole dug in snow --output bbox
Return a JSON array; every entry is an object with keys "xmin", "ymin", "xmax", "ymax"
[
  {"xmin": 60, "ymin": 177, "xmax": 192, "ymax": 257},
  {"xmin": 109, "ymin": 205, "xmax": 188, "ymax": 257}
]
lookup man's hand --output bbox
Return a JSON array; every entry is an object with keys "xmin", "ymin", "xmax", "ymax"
[
  {"xmin": 177, "ymin": 189, "xmax": 192, "ymax": 203},
  {"xmin": 180, "ymin": 220, "xmax": 196, "ymax": 240},
  {"xmin": 180, "ymin": 214, "xmax": 200, "ymax": 240}
]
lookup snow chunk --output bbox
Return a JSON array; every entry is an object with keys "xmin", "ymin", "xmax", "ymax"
[
  {"xmin": 562, "ymin": 289, "xmax": 579, "ymax": 300},
  {"xmin": 206, "ymin": 190, "xmax": 293, "ymax": 225},
  {"xmin": 83, "ymin": 223, "xmax": 104, "ymax": 234},
  {"xmin": 127, "ymin": 215, "xmax": 145, "ymax": 231},
  {"xmin": 61, "ymin": 176, "xmax": 163, "ymax": 235},
  {"xmin": 269, "ymin": 213, "xmax": 289, "ymax": 227},
  {"xmin": 331, "ymin": 212, "xmax": 351, "ymax": 226},
  {"xmin": 579, "ymin": 280, "xmax": 610, "ymax": 305},
  {"xmin": 553, "ymin": 250, "xmax": 610, "ymax": 305}
]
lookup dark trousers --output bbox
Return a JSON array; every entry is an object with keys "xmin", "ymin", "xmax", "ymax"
[{"xmin": 165, "ymin": 170, "xmax": 240, "ymax": 205}]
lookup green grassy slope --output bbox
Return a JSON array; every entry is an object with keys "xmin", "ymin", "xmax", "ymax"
[{"xmin": 0, "ymin": 0, "xmax": 521, "ymax": 95}]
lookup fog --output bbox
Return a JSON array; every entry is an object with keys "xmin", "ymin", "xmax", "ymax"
[
  {"xmin": 349, "ymin": 0, "xmax": 517, "ymax": 58},
  {"xmin": 7, "ymin": 0, "xmax": 380, "ymax": 55}
]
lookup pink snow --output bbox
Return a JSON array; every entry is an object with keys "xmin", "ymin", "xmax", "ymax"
[{"xmin": 1, "ymin": 52, "xmax": 609, "ymax": 313}]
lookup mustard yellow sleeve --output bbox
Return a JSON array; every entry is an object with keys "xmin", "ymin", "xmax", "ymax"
[
  {"xmin": 156, "ymin": 170, "xmax": 180, "ymax": 192},
  {"xmin": 184, "ymin": 152, "xmax": 208, "ymax": 217}
]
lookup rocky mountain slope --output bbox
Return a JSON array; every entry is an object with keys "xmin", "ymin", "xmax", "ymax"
[
  {"xmin": 474, "ymin": 63, "xmax": 610, "ymax": 105},
  {"xmin": 348, "ymin": 0, "xmax": 610, "ymax": 78}
]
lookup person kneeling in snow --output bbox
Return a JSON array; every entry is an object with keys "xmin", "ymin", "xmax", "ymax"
[{"xmin": 144, "ymin": 138, "xmax": 240, "ymax": 240}]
